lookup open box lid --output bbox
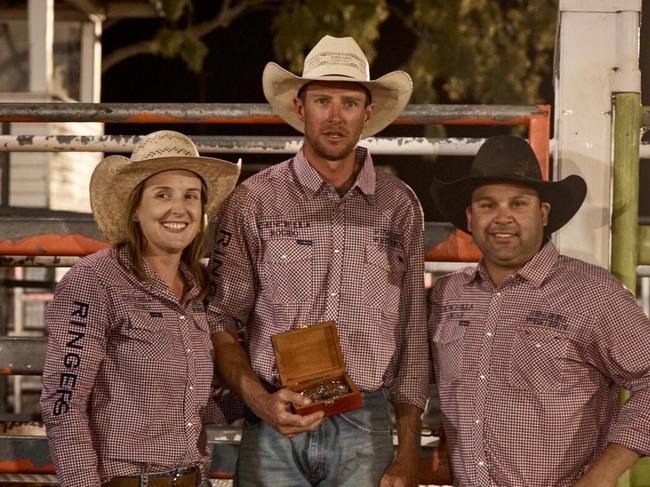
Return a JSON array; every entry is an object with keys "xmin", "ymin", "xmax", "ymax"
[{"xmin": 271, "ymin": 321, "xmax": 345, "ymax": 386}]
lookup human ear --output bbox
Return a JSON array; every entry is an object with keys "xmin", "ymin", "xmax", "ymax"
[
  {"xmin": 363, "ymin": 103, "xmax": 374, "ymax": 127},
  {"xmin": 541, "ymin": 202, "xmax": 551, "ymax": 226},
  {"xmin": 465, "ymin": 206, "xmax": 473, "ymax": 233},
  {"xmin": 293, "ymin": 97, "xmax": 305, "ymax": 122}
]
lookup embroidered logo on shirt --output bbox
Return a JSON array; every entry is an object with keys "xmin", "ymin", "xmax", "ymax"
[
  {"xmin": 442, "ymin": 303, "xmax": 474, "ymax": 320},
  {"xmin": 150, "ymin": 312, "xmax": 163, "ymax": 318},
  {"xmin": 259, "ymin": 220, "xmax": 311, "ymax": 238},
  {"xmin": 526, "ymin": 310, "xmax": 568, "ymax": 330},
  {"xmin": 373, "ymin": 228, "xmax": 402, "ymax": 248},
  {"xmin": 53, "ymin": 300, "xmax": 90, "ymax": 416},
  {"xmin": 296, "ymin": 239, "xmax": 313, "ymax": 246}
]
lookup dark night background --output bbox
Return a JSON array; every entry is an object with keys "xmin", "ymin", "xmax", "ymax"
[{"xmin": 100, "ymin": 4, "xmax": 650, "ymax": 222}]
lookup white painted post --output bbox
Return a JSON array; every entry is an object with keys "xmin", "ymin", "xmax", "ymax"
[
  {"xmin": 80, "ymin": 18, "xmax": 102, "ymax": 103},
  {"xmin": 27, "ymin": 0, "xmax": 54, "ymax": 94},
  {"xmin": 554, "ymin": 0, "xmax": 641, "ymax": 268}
]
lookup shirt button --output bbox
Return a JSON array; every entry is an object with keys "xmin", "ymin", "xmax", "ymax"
[
  {"xmin": 479, "ymin": 374, "xmax": 486, "ymax": 380},
  {"xmin": 329, "ymin": 292, "xmax": 337, "ymax": 297},
  {"xmin": 186, "ymin": 348, "xmax": 192, "ymax": 353},
  {"xmin": 189, "ymin": 385, "xmax": 194, "ymax": 391},
  {"xmin": 179, "ymin": 315, "xmax": 186, "ymax": 320},
  {"xmin": 333, "ymin": 249, "xmax": 340, "ymax": 254},
  {"xmin": 496, "ymin": 292, "xmax": 502, "ymax": 297},
  {"xmin": 486, "ymin": 332, "xmax": 493, "ymax": 337},
  {"xmin": 474, "ymin": 419, "xmax": 481, "ymax": 424},
  {"xmin": 478, "ymin": 461, "xmax": 485, "ymax": 467},
  {"xmin": 187, "ymin": 422, "xmax": 193, "ymax": 427}
]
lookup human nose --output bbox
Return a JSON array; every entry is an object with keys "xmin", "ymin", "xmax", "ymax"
[
  {"xmin": 169, "ymin": 195, "xmax": 187, "ymax": 214},
  {"xmin": 494, "ymin": 204, "xmax": 514, "ymax": 223},
  {"xmin": 327, "ymin": 101, "xmax": 343, "ymax": 121}
]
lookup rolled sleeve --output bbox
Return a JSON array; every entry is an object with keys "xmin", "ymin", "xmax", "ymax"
[
  {"xmin": 206, "ymin": 188, "xmax": 259, "ymax": 337},
  {"xmin": 387, "ymin": 195, "xmax": 429, "ymax": 410},
  {"xmin": 592, "ymin": 287, "xmax": 650, "ymax": 455}
]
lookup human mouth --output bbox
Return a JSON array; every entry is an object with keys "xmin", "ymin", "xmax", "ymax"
[
  {"xmin": 488, "ymin": 231, "xmax": 518, "ymax": 242},
  {"xmin": 162, "ymin": 222, "xmax": 188, "ymax": 232},
  {"xmin": 323, "ymin": 129, "xmax": 347, "ymax": 140}
]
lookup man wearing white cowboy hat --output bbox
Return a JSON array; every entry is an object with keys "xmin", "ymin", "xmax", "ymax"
[
  {"xmin": 428, "ymin": 135, "xmax": 650, "ymax": 486},
  {"xmin": 207, "ymin": 36, "xmax": 428, "ymax": 486}
]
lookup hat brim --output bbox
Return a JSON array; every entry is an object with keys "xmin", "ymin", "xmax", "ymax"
[
  {"xmin": 431, "ymin": 175, "xmax": 587, "ymax": 234},
  {"xmin": 262, "ymin": 62, "xmax": 413, "ymax": 138},
  {"xmin": 90, "ymin": 154, "xmax": 241, "ymax": 244}
]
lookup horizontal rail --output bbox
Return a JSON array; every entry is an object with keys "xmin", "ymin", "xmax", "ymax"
[
  {"xmin": 0, "ymin": 255, "xmax": 80, "ymax": 267},
  {"xmin": 0, "ymin": 212, "xmax": 480, "ymax": 260},
  {"xmin": 0, "ymin": 103, "xmax": 548, "ymax": 125},
  {"xmin": 0, "ymin": 211, "xmax": 107, "ymax": 256},
  {"xmin": 0, "ymin": 337, "xmax": 46, "ymax": 375},
  {"xmin": 0, "ymin": 135, "xmax": 488, "ymax": 155},
  {"xmin": 0, "ymin": 426, "xmax": 241, "ymax": 477}
]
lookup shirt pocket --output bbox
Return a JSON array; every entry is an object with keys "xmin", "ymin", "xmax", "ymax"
[
  {"xmin": 123, "ymin": 312, "xmax": 174, "ymax": 362},
  {"xmin": 509, "ymin": 326, "xmax": 568, "ymax": 391},
  {"xmin": 362, "ymin": 245, "xmax": 406, "ymax": 318},
  {"xmin": 432, "ymin": 322, "xmax": 467, "ymax": 384},
  {"xmin": 264, "ymin": 239, "xmax": 313, "ymax": 304}
]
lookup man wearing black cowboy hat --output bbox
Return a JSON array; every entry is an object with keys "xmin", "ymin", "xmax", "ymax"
[
  {"xmin": 428, "ymin": 135, "xmax": 650, "ymax": 486},
  {"xmin": 207, "ymin": 36, "xmax": 428, "ymax": 487}
]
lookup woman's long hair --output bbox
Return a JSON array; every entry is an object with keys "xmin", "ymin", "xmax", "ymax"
[{"xmin": 117, "ymin": 178, "xmax": 209, "ymax": 299}]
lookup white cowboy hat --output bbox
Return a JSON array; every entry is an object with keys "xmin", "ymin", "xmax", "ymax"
[
  {"xmin": 90, "ymin": 130, "xmax": 241, "ymax": 244},
  {"xmin": 262, "ymin": 35, "xmax": 413, "ymax": 138}
]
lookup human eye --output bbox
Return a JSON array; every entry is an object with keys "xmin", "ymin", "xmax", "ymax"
[
  {"xmin": 477, "ymin": 201, "xmax": 495, "ymax": 210},
  {"xmin": 185, "ymin": 191, "xmax": 199, "ymax": 200},
  {"xmin": 155, "ymin": 190, "xmax": 170, "ymax": 199},
  {"xmin": 343, "ymin": 99, "xmax": 359, "ymax": 108},
  {"xmin": 511, "ymin": 198, "xmax": 528, "ymax": 208}
]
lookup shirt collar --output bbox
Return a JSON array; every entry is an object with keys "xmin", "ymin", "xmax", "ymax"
[
  {"xmin": 467, "ymin": 241, "xmax": 559, "ymax": 288},
  {"xmin": 116, "ymin": 246, "xmax": 200, "ymax": 303},
  {"xmin": 293, "ymin": 146, "xmax": 376, "ymax": 200}
]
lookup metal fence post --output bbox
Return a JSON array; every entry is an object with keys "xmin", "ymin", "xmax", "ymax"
[{"xmin": 612, "ymin": 91, "xmax": 643, "ymax": 487}]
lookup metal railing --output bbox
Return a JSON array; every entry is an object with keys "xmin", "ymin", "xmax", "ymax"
[{"xmin": 0, "ymin": 101, "xmax": 550, "ymax": 485}]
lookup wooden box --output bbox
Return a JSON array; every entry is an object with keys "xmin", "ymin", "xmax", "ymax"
[{"xmin": 271, "ymin": 321, "xmax": 363, "ymax": 417}]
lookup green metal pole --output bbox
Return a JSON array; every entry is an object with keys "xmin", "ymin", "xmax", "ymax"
[
  {"xmin": 638, "ymin": 225, "xmax": 650, "ymax": 266},
  {"xmin": 612, "ymin": 92, "xmax": 642, "ymax": 487},
  {"xmin": 611, "ymin": 92, "xmax": 641, "ymax": 288}
]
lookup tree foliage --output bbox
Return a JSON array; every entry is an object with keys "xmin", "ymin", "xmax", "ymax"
[{"xmin": 104, "ymin": 0, "xmax": 558, "ymax": 104}]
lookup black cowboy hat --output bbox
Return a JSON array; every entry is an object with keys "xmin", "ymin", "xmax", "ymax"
[{"xmin": 430, "ymin": 135, "xmax": 587, "ymax": 234}]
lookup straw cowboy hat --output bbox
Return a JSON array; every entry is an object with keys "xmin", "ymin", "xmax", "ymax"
[
  {"xmin": 90, "ymin": 130, "xmax": 241, "ymax": 244},
  {"xmin": 430, "ymin": 135, "xmax": 587, "ymax": 234},
  {"xmin": 262, "ymin": 35, "xmax": 413, "ymax": 138}
]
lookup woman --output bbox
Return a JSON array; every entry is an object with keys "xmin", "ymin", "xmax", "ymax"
[{"xmin": 40, "ymin": 130, "xmax": 240, "ymax": 486}]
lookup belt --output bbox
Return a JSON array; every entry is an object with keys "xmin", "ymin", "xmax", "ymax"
[{"xmin": 104, "ymin": 465, "xmax": 203, "ymax": 487}]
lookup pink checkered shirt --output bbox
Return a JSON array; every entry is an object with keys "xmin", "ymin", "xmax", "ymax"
[
  {"xmin": 429, "ymin": 242, "xmax": 650, "ymax": 486},
  {"xmin": 207, "ymin": 147, "xmax": 428, "ymax": 409},
  {"xmin": 40, "ymin": 247, "xmax": 213, "ymax": 486}
]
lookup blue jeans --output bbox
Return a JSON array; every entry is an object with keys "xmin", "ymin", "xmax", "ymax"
[{"xmin": 235, "ymin": 389, "xmax": 395, "ymax": 486}]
